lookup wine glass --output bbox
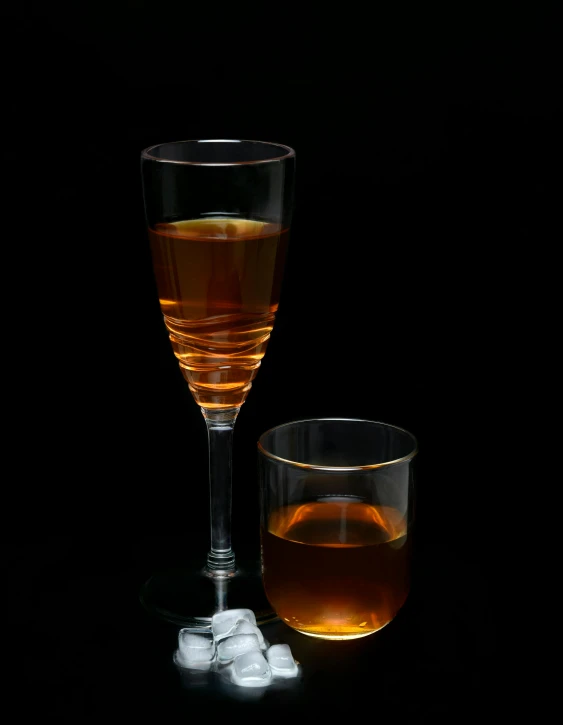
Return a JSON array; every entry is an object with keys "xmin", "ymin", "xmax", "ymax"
[{"xmin": 139, "ymin": 139, "xmax": 295, "ymax": 628}]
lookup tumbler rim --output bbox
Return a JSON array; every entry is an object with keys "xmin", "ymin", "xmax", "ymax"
[
  {"xmin": 257, "ymin": 418, "xmax": 418, "ymax": 471},
  {"xmin": 141, "ymin": 139, "xmax": 295, "ymax": 166}
]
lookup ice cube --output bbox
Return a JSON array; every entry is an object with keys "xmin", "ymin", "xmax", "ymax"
[
  {"xmin": 216, "ymin": 633, "xmax": 261, "ymax": 662},
  {"xmin": 266, "ymin": 644, "xmax": 299, "ymax": 678},
  {"xmin": 211, "ymin": 608, "xmax": 257, "ymax": 641},
  {"xmin": 231, "ymin": 650, "xmax": 272, "ymax": 688},
  {"xmin": 230, "ymin": 619, "xmax": 268, "ymax": 650},
  {"xmin": 174, "ymin": 630, "xmax": 215, "ymax": 669}
]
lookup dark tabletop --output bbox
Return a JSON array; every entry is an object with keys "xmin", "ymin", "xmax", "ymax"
[{"xmin": 25, "ymin": 533, "xmax": 497, "ymax": 722}]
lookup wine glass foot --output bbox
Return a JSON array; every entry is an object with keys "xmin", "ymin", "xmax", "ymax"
[{"xmin": 139, "ymin": 560, "xmax": 279, "ymax": 628}]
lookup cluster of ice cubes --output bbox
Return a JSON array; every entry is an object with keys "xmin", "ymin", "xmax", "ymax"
[{"xmin": 174, "ymin": 608, "xmax": 300, "ymax": 688}]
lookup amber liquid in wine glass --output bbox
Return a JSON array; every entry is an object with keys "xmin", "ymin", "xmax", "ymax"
[{"xmin": 149, "ymin": 218, "xmax": 289, "ymax": 410}]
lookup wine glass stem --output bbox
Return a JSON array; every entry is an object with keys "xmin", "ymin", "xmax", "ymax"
[{"xmin": 202, "ymin": 407, "xmax": 240, "ymax": 573}]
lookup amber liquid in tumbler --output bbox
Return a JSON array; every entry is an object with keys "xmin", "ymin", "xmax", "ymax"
[
  {"xmin": 262, "ymin": 500, "xmax": 410, "ymax": 639},
  {"xmin": 149, "ymin": 218, "xmax": 289, "ymax": 409}
]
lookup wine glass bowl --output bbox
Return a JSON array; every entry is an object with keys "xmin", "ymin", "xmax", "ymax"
[
  {"xmin": 148, "ymin": 217, "xmax": 289, "ymax": 412},
  {"xmin": 139, "ymin": 140, "xmax": 295, "ymax": 626}
]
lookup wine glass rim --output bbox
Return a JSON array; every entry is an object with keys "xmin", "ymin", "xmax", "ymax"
[
  {"xmin": 141, "ymin": 139, "xmax": 296, "ymax": 166},
  {"xmin": 257, "ymin": 417, "xmax": 418, "ymax": 471}
]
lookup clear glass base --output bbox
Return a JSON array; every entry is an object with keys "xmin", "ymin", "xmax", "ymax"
[
  {"xmin": 293, "ymin": 619, "xmax": 390, "ymax": 640},
  {"xmin": 139, "ymin": 560, "xmax": 278, "ymax": 628}
]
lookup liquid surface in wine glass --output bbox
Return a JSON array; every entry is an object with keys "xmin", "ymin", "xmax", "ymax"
[
  {"xmin": 262, "ymin": 500, "xmax": 410, "ymax": 639},
  {"xmin": 149, "ymin": 218, "xmax": 289, "ymax": 409}
]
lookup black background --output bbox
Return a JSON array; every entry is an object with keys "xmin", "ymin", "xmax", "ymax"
[{"xmin": 7, "ymin": 2, "xmax": 559, "ymax": 720}]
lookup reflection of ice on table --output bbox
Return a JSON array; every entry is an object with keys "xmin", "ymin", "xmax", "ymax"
[{"xmin": 174, "ymin": 608, "xmax": 300, "ymax": 688}]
